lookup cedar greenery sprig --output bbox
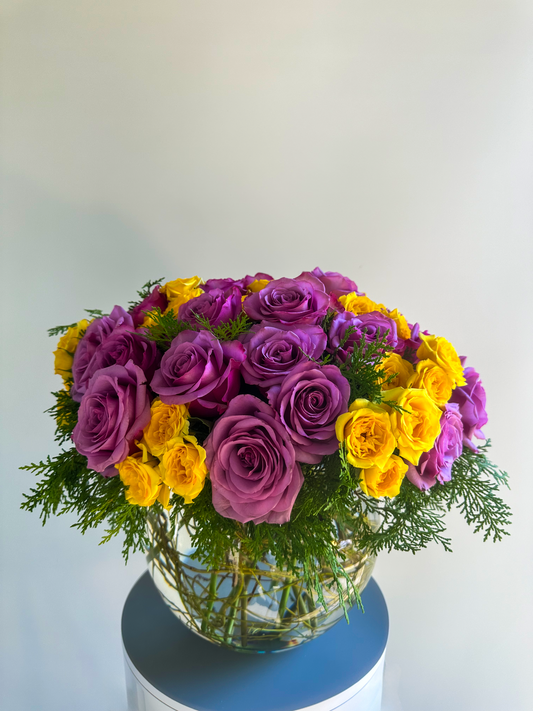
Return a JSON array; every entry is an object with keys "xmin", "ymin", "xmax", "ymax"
[
  {"xmin": 47, "ymin": 322, "xmax": 78, "ymax": 337},
  {"xmin": 192, "ymin": 312, "xmax": 253, "ymax": 341},
  {"xmin": 142, "ymin": 307, "xmax": 194, "ymax": 347},
  {"xmin": 21, "ymin": 448, "xmax": 149, "ymax": 562},
  {"xmin": 46, "ymin": 388, "xmax": 79, "ymax": 445},
  {"xmin": 128, "ymin": 278, "xmax": 166, "ymax": 309},
  {"xmin": 47, "ymin": 308, "xmax": 107, "ymax": 337},
  {"xmin": 336, "ymin": 331, "xmax": 407, "ymax": 414}
]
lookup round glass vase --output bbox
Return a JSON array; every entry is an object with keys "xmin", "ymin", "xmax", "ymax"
[{"xmin": 146, "ymin": 511, "xmax": 376, "ymax": 653}]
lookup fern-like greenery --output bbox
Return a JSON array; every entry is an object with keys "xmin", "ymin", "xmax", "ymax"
[
  {"xmin": 46, "ymin": 388, "xmax": 79, "ymax": 445},
  {"xmin": 128, "ymin": 278, "xmax": 166, "ymax": 309},
  {"xmin": 143, "ymin": 307, "xmax": 193, "ymax": 347},
  {"xmin": 21, "ymin": 448, "xmax": 149, "ymax": 561},
  {"xmin": 193, "ymin": 312, "xmax": 253, "ymax": 341}
]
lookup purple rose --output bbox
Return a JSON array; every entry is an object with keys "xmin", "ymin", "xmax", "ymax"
[
  {"xmin": 150, "ymin": 330, "xmax": 245, "ymax": 417},
  {"xmin": 327, "ymin": 311, "xmax": 363, "ymax": 363},
  {"xmin": 129, "ymin": 286, "xmax": 168, "ymax": 327},
  {"xmin": 243, "ymin": 276, "xmax": 329, "ymax": 325},
  {"xmin": 202, "ymin": 273, "xmax": 273, "ymax": 296},
  {"xmin": 205, "ymin": 395, "xmax": 304, "ymax": 524},
  {"xmin": 177, "ymin": 287, "xmax": 242, "ymax": 328},
  {"xmin": 90, "ymin": 329, "xmax": 161, "ymax": 382},
  {"xmin": 71, "ymin": 305, "xmax": 135, "ymax": 402},
  {"xmin": 449, "ymin": 361, "xmax": 488, "ymax": 451},
  {"xmin": 406, "ymin": 403, "xmax": 464, "ymax": 490},
  {"xmin": 356, "ymin": 312, "xmax": 398, "ymax": 349},
  {"xmin": 296, "ymin": 267, "xmax": 362, "ymax": 299},
  {"xmin": 328, "ymin": 311, "xmax": 397, "ymax": 362},
  {"xmin": 72, "ymin": 361, "xmax": 151, "ymax": 476},
  {"xmin": 268, "ymin": 361, "xmax": 350, "ymax": 464},
  {"xmin": 241, "ymin": 323, "xmax": 327, "ymax": 388}
]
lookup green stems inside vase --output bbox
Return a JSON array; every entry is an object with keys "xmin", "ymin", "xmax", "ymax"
[{"xmin": 146, "ymin": 512, "xmax": 376, "ymax": 653}]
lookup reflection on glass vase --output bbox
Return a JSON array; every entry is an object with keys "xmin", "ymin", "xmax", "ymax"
[{"xmin": 146, "ymin": 511, "xmax": 377, "ymax": 653}]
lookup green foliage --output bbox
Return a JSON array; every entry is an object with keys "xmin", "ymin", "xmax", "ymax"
[
  {"xmin": 193, "ymin": 312, "xmax": 253, "ymax": 341},
  {"xmin": 84, "ymin": 308, "xmax": 107, "ymax": 319},
  {"xmin": 47, "ymin": 309, "xmax": 107, "ymax": 337},
  {"xmin": 339, "ymin": 332, "xmax": 403, "ymax": 411},
  {"xmin": 342, "ymin": 442, "xmax": 511, "ymax": 556},
  {"xmin": 21, "ymin": 448, "xmax": 148, "ymax": 561},
  {"xmin": 128, "ymin": 278, "xmax": 166, "ymax": 309},
  {"xmin": 46, "ymin": 389, "xmax": 80, "ymax": 445},
  {"xmin": 48, "ymin": 322, "xmax": 78, "ymax": 337},
  {"xmin": 144, "ymin": 309, "xmax": 252, "ymax": 350},
  {"xmin": 143, "ymin": 307, "xmax": 193, "ymax": 347},
  {"xmin": 175, "ymin": 468, "xmax": 363, "ymax": 616},
  {"xmin": 440, "ymin": 442, "xmax": 511, "ymax": 542},
  {"xmin": 320, "ymin": 309, "xmax": 337, "ymax": 336}
]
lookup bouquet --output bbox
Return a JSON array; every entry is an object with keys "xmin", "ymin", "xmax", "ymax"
[{"xmin": 22, "ymin": 268, "xmax": 511, "ymax": 651}]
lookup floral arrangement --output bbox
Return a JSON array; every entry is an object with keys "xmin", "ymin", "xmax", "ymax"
[{"xmin": 22, "ymin": 269, "xmax": 510, "ymax": 610}]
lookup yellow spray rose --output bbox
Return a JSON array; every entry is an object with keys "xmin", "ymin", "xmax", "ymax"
[
  {"xmin": 408, "ymin": 359, "xmax": 453, "ymax": 408},
  {"xmin": 159, "ymin": 435, "xmax": 208, "ymax": 504},
  {"xmin": 336, "ymin": 399, "xmax": 396, "ymax": 470},
  {"xmin": 379, "ymin": 353, "xmax": 414, "ymax": 391},
  {"xmin": 359, "ymin": 454, "xmax": 408, "ymax": 499},
  {"xmin": 386, "ymin": 387, "xmax": 442, "ymax": 466},
  {"xmin": 416, "ymin": 335, "xmax": 466, "ymax": 388},
  {"xmin": 160, "ymin": 276, "xmax": 203, "ymax": 315},
  {"xmin": 339, "ymin": 292, "xmax": 387, "ymax": 315},
  {"xmin": 117, "ymin": 445, "xmax": 163, "ymax": 507},
  {"xmin": 142, "ymin": 399, "xmax": 190, "ymax": 457},
  {"xmin": 53, "ymin": 319, "xmax": 90, "ymax": 383},
  {"xmin": 387, "ymin": 309, "xmax": 411, "ymax": 340},
  {"xmin": 247, "ymin": 279, "xmax": 270, "ymax": 293},
  {"xmin": 157, "ymin": 484, "xmax": 172, "ymax": 510}
]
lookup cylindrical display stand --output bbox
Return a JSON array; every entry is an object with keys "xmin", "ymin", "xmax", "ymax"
[{"xmin": 122, "ymin": 572, "xmax": 388, "ymax": 711}]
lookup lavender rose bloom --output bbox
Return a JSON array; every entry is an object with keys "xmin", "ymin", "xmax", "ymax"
[
  {"xmin": 406, "ymin": 403, "xmax": 463, "ymax": 490},
  {"xmin": 129, "ymin": 285, "xmax": 168, "ymax": 327},
  {"xmin": 71, "ymin": 305, "xmax": 135, "ymax": 402},
  {"xmin": 243, "ymin": 275, "xmax": 329, "ymax": 325},
  {"xmin": 328, "ymin": 311, "xmax": 397, "ymax": 362},
  {"xmin": 202, "ymin": 273, "xmax": 273, "ymax": 296},
  {"xmin": 72, "ymin": 361, "xmax": 151, "ymax": 476},
  {"xmin": 241, "ymin": 323, "xmax": 327, "ymax": 388},
  {"xmin": 327, "ymin": 311, "xmax": 362, "ymax": 362},
  {"xmin": 268, "ymin": 361, "xmax": 350, "ymax": 464},
  {"xmin": 205, "ymin": 395, "xmax": 304, "ymax": 524},
  {"xmin": 150, "ymin": 330, "xmax": 245, "ymax": 417},
  {"xmin": 296, "ymin": 267, "xmax": 362, "ymax": 299},
  {"xmin": 178, "ymin": 287, "xmax": 242, "ymax": 327},
  {"xmin": 90, "ymin": 329, "xmax": 160, "ymax": 382},
  {"xmin": 449, "ymin": 360, "xmax": 488, "ymax": 451},
  {"xmin": 356, "ymin": 312, "xmax": 398, "ymax": 349}
]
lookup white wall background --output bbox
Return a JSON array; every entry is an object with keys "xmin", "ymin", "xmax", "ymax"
[{"xmin": 1, "ymin": 1, "xmax": 532, "ymax": 709}]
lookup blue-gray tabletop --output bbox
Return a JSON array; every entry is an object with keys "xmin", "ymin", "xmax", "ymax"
[{"xmin": 122, "ymin": 572, "xmax": 389, "ymax": 711}]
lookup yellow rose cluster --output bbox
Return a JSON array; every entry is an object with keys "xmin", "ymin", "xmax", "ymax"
[
  {"xmin": 336, "ymin": 390, "xmax": 440, "ymax": 498},
  {"xmin": 117, "ymin": 399, "xmax": 208, "ymax": 508},
  {"xmin": 337, "ymin": 290, "xmax": 467, "ymax": 499},
  {"xmin": 160, "ymin": 276, "xmax": 203, "ymax": 316},
  {"xmin": 53, "ymin": 319, "xmax": 90, "ymax": 387}
]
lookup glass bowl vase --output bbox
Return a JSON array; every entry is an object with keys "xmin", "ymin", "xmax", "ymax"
[{"xmin": 146, "ymin": 511, "xmax": 376, "ymax": 653}]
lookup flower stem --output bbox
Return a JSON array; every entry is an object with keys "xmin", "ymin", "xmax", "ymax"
[
  {"xmin": 278, "ymin": 580, "xmax": 292, "ymax": 623},
  {"xmin": 201, "ymin": 572, "xmax": 218, "ymax": 634}
]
